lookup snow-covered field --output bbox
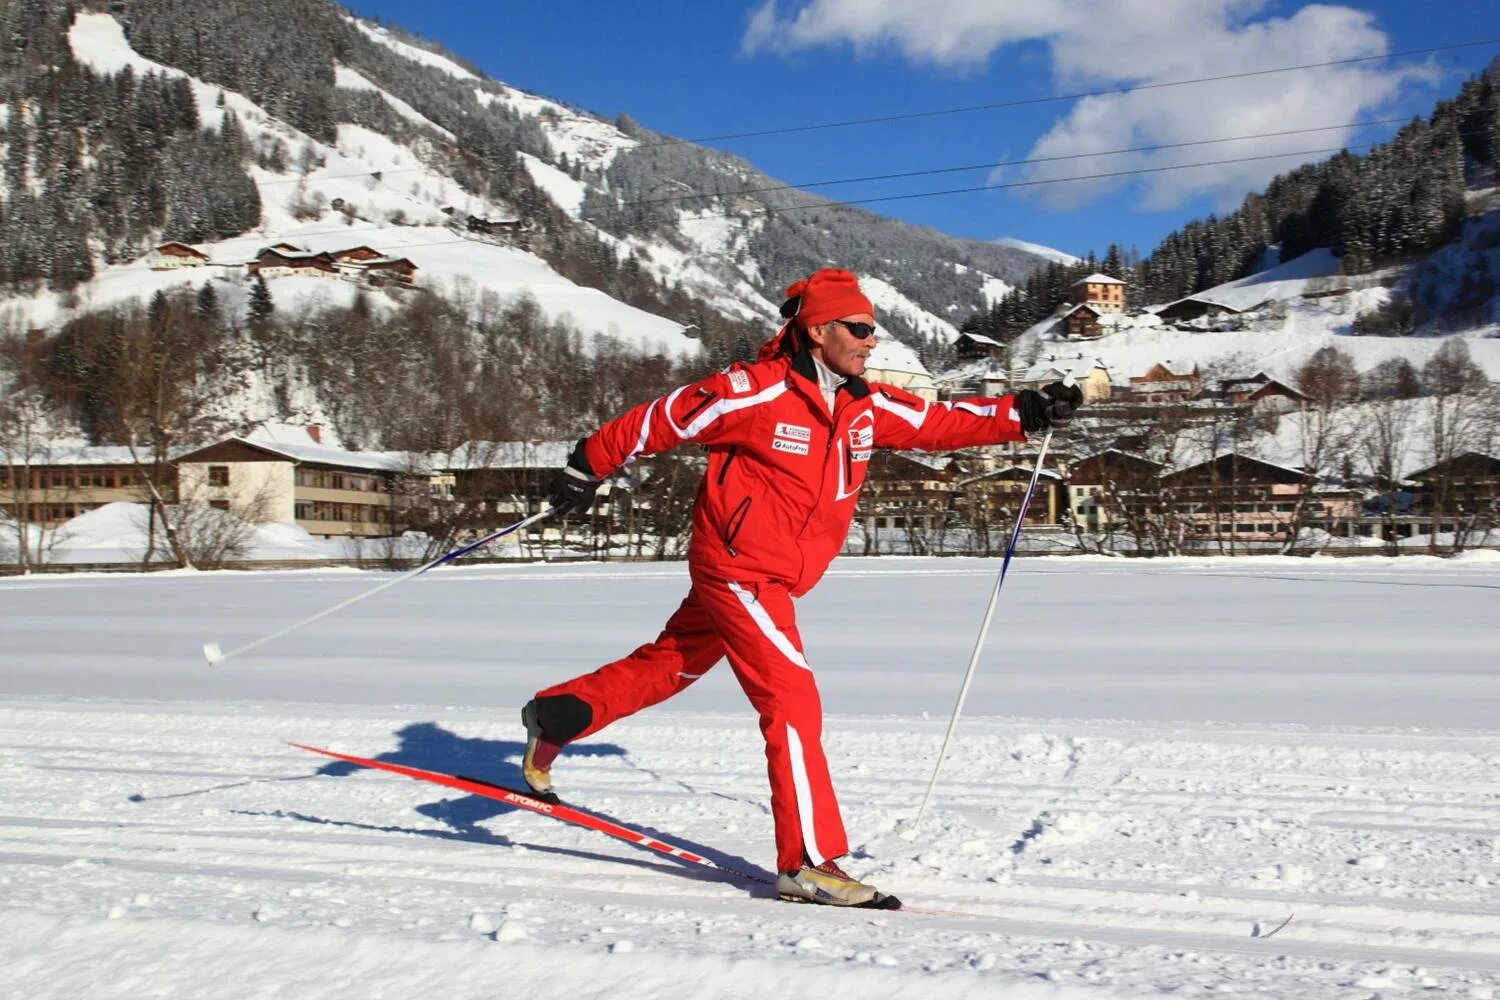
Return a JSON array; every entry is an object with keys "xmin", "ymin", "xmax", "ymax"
[{"xmin": 2, "ymin": 558, "xmax": 1498, "ymax": 998}]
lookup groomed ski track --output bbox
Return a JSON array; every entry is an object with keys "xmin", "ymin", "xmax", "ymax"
[
  {"xmin": 2, "ymin": 705, "xmax": 1498, "ymax": 997},
  {"xmin": 1, "ymin": 557, "xmax": 1497, "ymax": 996}
]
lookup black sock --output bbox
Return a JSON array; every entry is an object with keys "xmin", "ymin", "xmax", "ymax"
[{"xmin": 534, "ymin": 694, "xmax": 592, "ymax": 744}]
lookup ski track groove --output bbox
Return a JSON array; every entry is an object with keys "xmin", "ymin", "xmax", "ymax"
[{"xmin": 5, "ymin": 704, "xmax": 1500, "ymax": 996}]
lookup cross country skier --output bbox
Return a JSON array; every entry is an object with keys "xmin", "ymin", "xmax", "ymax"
[{"xmin": 522, "ymin": 268, "xmax": 1082, "ymax": 908}]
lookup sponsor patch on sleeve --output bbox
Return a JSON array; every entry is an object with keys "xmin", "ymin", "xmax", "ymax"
[{"xmin": 728, "ymin": 370, "xmax": 752, "ymax": 394}]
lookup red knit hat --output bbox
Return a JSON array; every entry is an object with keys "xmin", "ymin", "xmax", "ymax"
[
  {"xmin": 757, "ymin": 268, "xmax": 874, "ymax": 360},
  {"xmin": 786, "ymin": 267, "xmax": 874, "ymax": 327}
]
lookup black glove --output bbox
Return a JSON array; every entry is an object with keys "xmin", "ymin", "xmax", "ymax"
[
  {"xmin": 1016, "ymin": 381, "xmax": 1084, "ymax": 433},
  {"xmin": 546, "ymin": 440, "xmax": 602, "ymax": 515}
]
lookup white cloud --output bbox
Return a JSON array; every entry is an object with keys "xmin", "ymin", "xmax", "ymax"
[{"xmin": 744, "ymin": 1, "xmax": 1437, "ymax": 210}]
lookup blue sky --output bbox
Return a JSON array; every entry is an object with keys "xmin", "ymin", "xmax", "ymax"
[{"xmin": 341, "ymin": 0, "xmax": 1499, "ymax": 260}]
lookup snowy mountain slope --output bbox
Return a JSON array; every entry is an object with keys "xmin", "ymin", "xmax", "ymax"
[
  {"xmin": 1012, "ymin": 245, "xmax": 1500, "ymax": 383},
  {"xmin": 47, "ymin": 13, "xmax": 701, "ymax": 361},
  {"xmin": 3, "ymin": 559, "xmax": 1500, "ymax": 998},
  {"xmin": 993, "ymin": 237, "xmax": 1082, "ymax": 267},
  {"xmin": 28, "ymin": 7, "xmax": 1054, "ymax": 378}
]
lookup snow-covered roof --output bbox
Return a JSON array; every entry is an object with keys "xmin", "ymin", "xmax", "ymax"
[
  {"xmin": 440, "ymin": 441, "xmax": 572, "ymax": 471},
  {"xmin": 0, "ymin": 444, "xmax": 142, "ymax": 466},
  {"xmin": 154, "ymin": 242, "xmax": 208, "ymax": 258},
  {"xmin": 1022, "ymin": 357, "xmax": 1110, "ymax": 383},
  {"xmin": 1150, "ymin": 294, "xmax": 1241, "ymax": 315},
  {"xmin": 1135, "ymin": 360, "xmax": 1198, "ymax": 378},
  {"xmin": 1162, "ymin": 248, "xmax": 1344, "ymax": 314},
  {"xmin": 1071, "ymin": 273, "xmax": 1125, "ymax": 287},
  {"xmin": 209, "ymin": 436, "xmax": 411, "ymax": 473},
  {"xmin": 256, "ymin": 247, "xmax": 332, "ymax": 262}
]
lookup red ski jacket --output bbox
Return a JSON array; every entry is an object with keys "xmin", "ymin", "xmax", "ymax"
[{"xmin": 581, "ymin": 349, "xmax": 1027, "ymax": 596}]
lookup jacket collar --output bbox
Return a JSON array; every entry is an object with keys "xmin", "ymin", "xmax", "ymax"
[{"xmin": 789, "ymin": 346, "xmax": 870, "ymax": 399}]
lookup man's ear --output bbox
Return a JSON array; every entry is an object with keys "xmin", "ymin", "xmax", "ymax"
[{"xmin": 804, "ymin": 323, "xmax": 828, "ymax": 349}]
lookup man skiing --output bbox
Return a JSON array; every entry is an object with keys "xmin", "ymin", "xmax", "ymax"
[{"xmin": 523, "ymin": 267, "xmax": 1081, "ymax": 908}]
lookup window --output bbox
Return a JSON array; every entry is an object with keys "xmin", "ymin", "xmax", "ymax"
[
  {"xmin": 208, "ymin": 465, "xmax": 229, "ymax": 486},
  {"xmin": 209, "ymin": 499, "xmax": 230, "ymax": 511},
  {"xmin": 331, "ymin": 473, "xmax": 345, "ymax": 490}
]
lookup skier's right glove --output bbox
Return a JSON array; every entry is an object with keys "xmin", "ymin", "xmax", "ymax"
[
  {"xmin": 546, "ymin": 440, "xmax": 602, "ymax": 515},
  {"xmin": 1016, "ymin": 381, "xmax": 1084, "ymax": 433}
]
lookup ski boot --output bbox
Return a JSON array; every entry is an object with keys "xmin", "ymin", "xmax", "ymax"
[
  {"xmin": 777, "ymin": 856, "xmax": 901, "ymax": 909},
  {"xmin": 519, "ymin": 699, "xmax": 562, "ymax": 804}
]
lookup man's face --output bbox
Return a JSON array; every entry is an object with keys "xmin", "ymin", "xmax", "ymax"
[{"xmin": 808, "ymin": 313, "xmax": 876, "ymax": 378}]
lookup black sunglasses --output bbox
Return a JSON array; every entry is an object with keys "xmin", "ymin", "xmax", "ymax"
[{"xmin": 831, "ymin": 320, "xmax": 876, "ymax": 340}]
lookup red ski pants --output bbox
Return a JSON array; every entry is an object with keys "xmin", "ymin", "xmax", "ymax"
[{"xmin": 535, "ymin": 574, "xmax": 848, "ymax": 872}]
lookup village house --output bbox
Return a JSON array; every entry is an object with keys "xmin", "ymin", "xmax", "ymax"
[
  {"xmin": 1153, "ymin": 295, "xmax": 1243, "ymax": 324},
  {"xmin": 1124, "ymin": 361, "xmax": 1201, "ymax": 403},
  {"xmin": 961, "ymin": 463, "xmax": 1066, "ymax": 527},
  {"xmin": 854, "ymin": 451, "xmax": 965, "ymax": 543},
  {"xmin": 358, "ymin": 257, "xmax": 418, "ymax": 284},
  {"xmin": 1406, "ymin": 452, "xmax": 1500, "ymax": 520},
  {"xmin": 174, "ymin": 429, "xmax": 413, "ymax": 538},
  {"xmin": 437, "ymin": 441, "xmax": 571, "ymax": 523},
  {"xmin": 247, "ymin": 247, "xmax": 338, "ymax": 279},
  {"xmin": 147, "ymin": 242, "xmax": 211, "ymax": 270},
  {"xmin": 1066, "ymin": 449, "xmax": 1164, "ymax": 532},
  {"xmin": 1220, "ymin": 371, "xmax": 1307, "ymax": 409},
  {"xmin": 953, "ymin": 330, "xmax": 1007, "ymax": 362},
  {"xmin": 330, "ymin": 246, "xmax": 385, "ymax": 276},
  {"xmin": 1070, "ymin": 273, "xmax": 1126, "ymax": 313},
  {"xmin": 0, "ymin": 446, "xmax": 165, "ymax": 530},
  {"xmin": 1160, "ymin": 453, "xmax": 1357, "ymax": 544},
  {"xmin": 863, "ymin": 338, "xmax": 938, "ymax": 401},
  {"xmin": 1016, "ymin": 357, "xmax": 1114, "ymax": 404},
  {"xmin": 1060, "ymin": 302, "xmax": 1107, "ymax": 339}
]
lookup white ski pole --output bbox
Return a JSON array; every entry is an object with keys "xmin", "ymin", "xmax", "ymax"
[
  {"xmin": 911, "ymin": 426, "xmax": 1057, "ymax": 832},
  {"xmin": 202, "ymin": 507, "xmax": 554, "ymax": 666}
]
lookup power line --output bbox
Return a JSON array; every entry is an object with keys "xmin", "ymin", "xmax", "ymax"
[
  {"xmin": 142, "ymin": 128, "xmax": 1484, "ymax": 285},
  {"xmin": 640, "ymin": 36, "xmax": 1500, "ymax": 148},
  {"xmin": 610, "ymin": 115, "xmax": 1416, "ymax": 212},
  {"xmin": 247, "ymin": 36, "xmax": 1497, "ymax": 190},
  {"xmin": 250, "ymin": 113, "xmax": 1413, "ymax": 198},
  {"xmin": 633, "ymin": 130, "xmax": 1490, "ymax": 224}
]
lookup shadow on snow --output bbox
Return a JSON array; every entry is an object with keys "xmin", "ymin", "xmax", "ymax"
[{"xmin": 276, "ymin": 720, "xmax": 774, "ymax": 893}]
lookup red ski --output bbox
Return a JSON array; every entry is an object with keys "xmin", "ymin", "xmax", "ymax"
[{"xmin": 288, "ymin": 741, "xmax": 772, "ymax": 886}]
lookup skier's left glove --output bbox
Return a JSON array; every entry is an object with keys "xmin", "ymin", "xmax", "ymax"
[
  {"xmin": 546, "ymin": 440, "xmax": 602, "ymax": 515},
  {"xmin": 1016, "ymin": 381, "xmax": 1084, "ymax": 433}
]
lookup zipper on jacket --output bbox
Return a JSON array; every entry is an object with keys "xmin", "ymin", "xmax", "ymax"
[
  {"xmin": 679, "ymin": 389, "xmax": 720, "ymax": 424},
  {"xmin": 716, "ymin": 446, "xmax": 738, "ymax": 486},
  {"xmin": 722, "ymin": 496, "xmax": 752, "ymax": 557}
]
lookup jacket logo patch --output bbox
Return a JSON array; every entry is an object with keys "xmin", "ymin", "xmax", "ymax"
[
  {"xmin": 851, "ymin": 449, "xmax": 872, "ymax": 463},
  {"xmin": 728, "ymin": 370, "xmax": 752, "ymax": 394},
  {"xmin": 772, "ymin": 438, "xmax": 810, "ymax": 456},
  {"xmin": 775, "ymin": 422, "xmax": 811, "ymax": 442},
  {"xmin": 849, "ymin": 426, "xmax": 874, "ymax": 449}
]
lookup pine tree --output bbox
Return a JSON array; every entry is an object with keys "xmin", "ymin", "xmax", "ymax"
[{"xmin": 247, "ymin": 276, "xmax": 274, "ymax": 333}]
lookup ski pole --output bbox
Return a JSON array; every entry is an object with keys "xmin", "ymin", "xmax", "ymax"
[
  {"xmin": 911, "ymin": 426, "xmax": 1056, "ymax": 832},
  {"xmin": 202, "ymin": 507, "xmax": 554, "ymax": 666}
]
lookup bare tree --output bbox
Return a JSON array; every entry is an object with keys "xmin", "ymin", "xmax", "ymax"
[
  {"xmin": 1279, "ymin": 346, "xmax": 1359, "ymax": 553},
  {"xmin": 1420, "ymin": 340, "xmax": 1492, "ymax": 553},
  {"xmin": 1361, "ymin": 359, "xmax": 1423, "ymax": 554},
  {"xmin": 48, "ymin": 293, "xmax": 248, "ymax": 568}
]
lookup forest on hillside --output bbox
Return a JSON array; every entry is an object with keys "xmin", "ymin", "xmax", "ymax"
[{"xmin": 964, "ymin": 63, "xmax": 1500, "ymax": 344}]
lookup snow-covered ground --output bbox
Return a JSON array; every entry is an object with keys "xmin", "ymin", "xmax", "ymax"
[{"xmin": 2, "ymin": 559, "xmax": 1498, "ymax": 997}]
